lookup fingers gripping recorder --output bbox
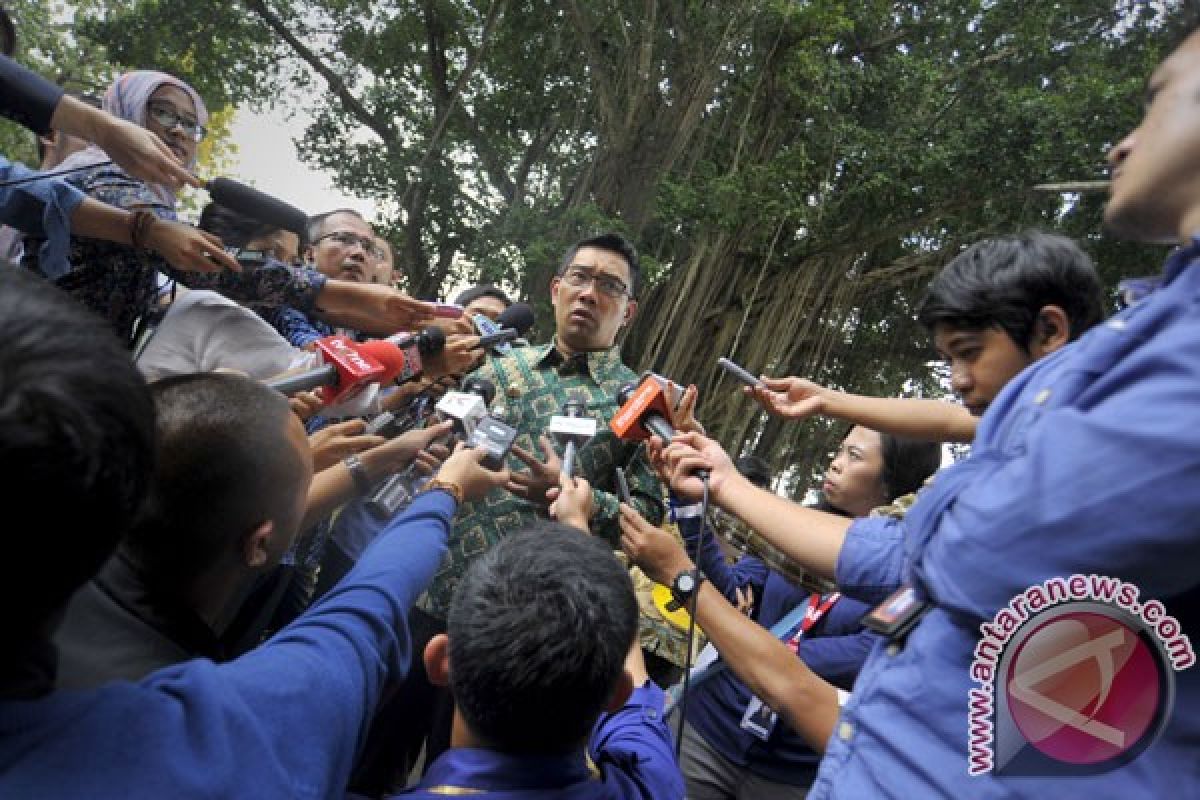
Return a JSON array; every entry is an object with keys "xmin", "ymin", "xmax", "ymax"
[
  {"xmin": 610, "ymin": 374, "xmax": 709, "ymax": 480},
  {"xmin": 365, "ymin": 378, "xmax": 517, "ymax": 519},
  {"xmin": 549, "ymin": 393, "xmax": 597, "ymax": 479}
]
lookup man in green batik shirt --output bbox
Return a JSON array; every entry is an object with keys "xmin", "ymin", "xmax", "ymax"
[
  {"xmin": 418, "ymin": 234, "xmax": 664, "ymax": 618},
  {"xmin": 352, "ymin": 234, "xmax": 667, "ymax": 794}
]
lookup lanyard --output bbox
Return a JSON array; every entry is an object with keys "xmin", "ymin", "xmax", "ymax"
[{"xmin": 785, "ymin": 592, "xmax": 841, "ymax": 652}]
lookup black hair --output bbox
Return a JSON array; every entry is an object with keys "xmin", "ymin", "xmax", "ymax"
[
  {"xmin": 878, "ymin": 432, "xmax": 941, "ymax": 501},
  {"xmin": 816, "ymin": 427, "xmax": 940, "ymax": 515},
  {"xmin": 198, "ymin": 201, "xmax": 291, "ymax": 251},
  {"xmin": 306, "ymin": 208, "xmax": 366, "ymax": 246},
  {"xmin": 916, "ymin": 231, "xmax": 1104, "ymax": 350},
  {"xmin": 447, "ymin": 525, "xmax": 638, "ymax": 753},
  {"xmin": 124, "ymin": 373, "xmax": 307, "ymax": 585},
  {"xmin": 557, "ymin": 233, "xmax": 642, "ymax": 298},
  {"xmin": 453, "ymin": 284, "xmax": 513, "ymax": 309},
  {"xmin": 735, "ymin": 455, "xmax": 771, "ymax": 489},
  {"xmin": 0, "ymin": 270, "xmax": 154, "ymax": 633}
]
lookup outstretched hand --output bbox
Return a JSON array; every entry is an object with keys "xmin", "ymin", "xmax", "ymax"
[
  {"xmin": 645, "ymin": 430, "xmax": 737, "ymax": 503},
  {"xmin": 748, "ymin": 376, "xmax": 829, "ymax": 421},
  {"xmin": 438, "ymin": 442, "xmax": 512, "ymax": 502},
  {"xmin": 619, "ymin": 503, "xmax": 693, "ymax": 586},
  {"xmin": 547, "ymin": 475, "xmax": 595, "ymax": 533},
  {"xmin": 506, "ymin": 434, "xmax": 563, "ymax": 507},
  {"xmin": 143, "ymin": 219, "xmax": 241, "ymax": 273}
]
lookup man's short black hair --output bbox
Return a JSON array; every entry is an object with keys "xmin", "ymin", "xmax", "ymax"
[
  {"xmin": 447, "ymin": 525, "xmax": 638, "ymax": 753},
  {"xmin": 453, "ymin": 284, "xmax": 513, "ymax": 309},
  {"xmin": 916, "ymin": 231, "xmax": 1105, "ymax": 350},
  {"xmin": 124, "ymin": 373, "xmax": 306, "ymax": 585},
  {"xmin": 306, "ymin": 208, "xmax": 366, "ymax": 246},
  {"xmin": 0, "ymin": 270, "xmax": 154, "ymax": 633},
  {"xmin": 557, "ymin": 233, "xmax": 642, "ymax": 298}
]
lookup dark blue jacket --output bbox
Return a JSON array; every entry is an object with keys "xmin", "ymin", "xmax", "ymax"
[{"xmin": 679, "ymin": 512, "xmax": 876, "ymax": 786}]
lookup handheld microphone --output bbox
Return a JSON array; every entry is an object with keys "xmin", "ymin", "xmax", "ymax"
[
  {"xmin": 435, "ymin": 390, "xmax": 489, "ymax": 439},
  {"xmin": 205, "ymin": 177, "xmax": 309, "ymax": 237},
  {"xmin": 365, "ymin": 378, "xmax": 497, "ymax": 519},
  {"xmin": 611, "ymin": 376, "xmax": 709, "ymax": 478},
  {"xmin": 549, "ymin": 393, "xmax": 597, "ymax": 479},
  {"xmin": 266, "ymin": 335, "xmax": 412, "ymax": 404},
  {"xmin": 472, "ymin": 302, "xmax": 535, "ymax": 355},
  {"xmin": 385, "ymin": 325, "xmax": 447, "ymax": 386}
]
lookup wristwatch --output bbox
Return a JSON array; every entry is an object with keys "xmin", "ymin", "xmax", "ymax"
[
  {"xmin": 420, "ymin": 477, "xmax": 465, "ymax": 505},
  {"xmin": 670, "ymin": 568, "xmax": 703, "ymax": 608}
]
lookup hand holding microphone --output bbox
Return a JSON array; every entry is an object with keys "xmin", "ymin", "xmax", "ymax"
[
  {"xmin": 471, "ymin": 303, "xmax": 536, "ymax": 355},
  {"xmin": 548, "ymin": 394, "xmax": 596, "ymax": 479}
]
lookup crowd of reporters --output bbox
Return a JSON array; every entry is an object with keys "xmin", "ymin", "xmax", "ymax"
[{"xmin": 0, "ymin": 11, "xmax": 1198, "ymax": 799}]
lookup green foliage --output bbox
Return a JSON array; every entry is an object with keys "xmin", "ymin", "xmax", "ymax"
[{"xmin": 76, "ymin": 0, "xmax": 1194, "ymax": 494}]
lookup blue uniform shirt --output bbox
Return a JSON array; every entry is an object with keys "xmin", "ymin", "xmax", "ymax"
[
  {"xmin": 813, "ymin": 241, "xmax": 1200, "ymax": 798},
  {"xmin": 398, "ymin": 682, "xmax": 684, "ymax": 799},
  {"xmin": 0, "ymin": 491, "xmax": 455, "ymax": 799},
  {"xmin": 0, "ymin": 156, "xmax": 84, "ymax": 275}
]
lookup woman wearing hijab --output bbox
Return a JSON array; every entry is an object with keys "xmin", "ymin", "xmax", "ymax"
[{"xmin": 22, "ymin": 70, "xmax": 430, "ymax": 347}]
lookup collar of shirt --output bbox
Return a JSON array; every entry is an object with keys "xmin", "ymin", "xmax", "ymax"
[
  {"xmin": 534, "ymin": 341, "xmax": 626, "ymax": 381},
  {"xmin": 417, "ymin": 746, "xmax": 596, "ymax": 794},
  {"xmin": 1162, "ymin": 235, "xmax": 1200, "ymax": 286},
  {"xmin": 94, "ymin": 551, "xmax": 226, "ymax": 662}
]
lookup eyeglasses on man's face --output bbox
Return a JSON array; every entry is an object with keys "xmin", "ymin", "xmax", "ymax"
[
  {"xmin": 146, "ymin": 102, "xmax": 207, "ymax": 142},
  {"xmin": 314, "ymin": 230, "xmax": 384, "ymax": 259},
  {"xmin": 560, "ymin": 266, "xmax": 631, "ymax": 299}
]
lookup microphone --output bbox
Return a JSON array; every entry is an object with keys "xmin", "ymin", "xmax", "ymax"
[
  {"xmin": 549, "ymin": 393, "xmax": 596, "ymax": 479},
  {"xmin": 611, "ymin": 375, "xmax": 709, "ymax": 479},
  {"xmin": 385, "ymin": 325, "xmax": 447, "ymax": 386},
  {"xmin": 266, "ymin": 335, "xmax": 412, "ymax": 403},
  {"xmin": 610, "ymin": 377, "xmax": 678, "ymax": 443},
  {"xmin": 205, "ymin": 177, "xmax": 308, "ymax": 237},
  {"xmin": 435, "ymin": 388, "xmax": 490, "ymax": 439},
  {"xmin": 471, "ymin": 302, "xmax": 535, "ymax": 355}
]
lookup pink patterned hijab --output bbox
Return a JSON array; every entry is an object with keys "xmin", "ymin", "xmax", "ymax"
[{"xmin": 57, "ymin": 70, "xmax": 209, "ymax": 205}]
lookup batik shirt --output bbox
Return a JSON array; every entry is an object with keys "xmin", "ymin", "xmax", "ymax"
[
  {"xmin": 418, "ymin": 342, "xmax": 665, "ymax": 619},
  {"xmin": 22, "ymin": 163, "xmax": 326, "ymax": 345}
]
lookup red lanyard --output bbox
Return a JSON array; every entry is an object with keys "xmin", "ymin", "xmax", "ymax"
[{"xmin": 787, "ymin": 592, "xmax": 840, "ymax": 652}]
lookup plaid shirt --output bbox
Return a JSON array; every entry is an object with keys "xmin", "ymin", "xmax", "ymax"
[{"xmin": 418, "ymin": 342, "xmax": 665, "ymax": 619}]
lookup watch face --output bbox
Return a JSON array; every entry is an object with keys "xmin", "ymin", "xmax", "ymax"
[{"xmin": 675, "ymin": 572, "xmax": 696, "ymax": 593}]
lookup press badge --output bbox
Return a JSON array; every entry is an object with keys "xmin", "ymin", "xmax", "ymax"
[
  {"xmin": 862, "ymin": 584, "xmax": 929, "ymax": 641},
  {"xmin": 740, "ymin": 695, "xmax": 778, "ymax": 740}
]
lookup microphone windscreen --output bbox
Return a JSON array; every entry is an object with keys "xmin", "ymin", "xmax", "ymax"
[
  {"xmin": 497, "ymin": 302, "xmax": 535, "ymax": 335},
  {"xmin": 357, "ymin": 339, "xmax": 412, "ymax": 385},
  {"xmin": 419, "ymin": 325, "xmax": 446, "ymax": 356},
  {"xmin": 206, "ymin": 177, "xmax": 309, "ymax": 237}
]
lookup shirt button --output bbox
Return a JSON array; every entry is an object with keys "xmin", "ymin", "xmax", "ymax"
[
  {"xmin": 1033, "ymin": 388, "xmax": 1052, "ymax": 405},
  {"xmin": 885, "ymin": 643, "xmax": 900, "ymax": 656},
  {"xmin": 838, "ymin": 721, "xmax": 854, "ymax": 741}
]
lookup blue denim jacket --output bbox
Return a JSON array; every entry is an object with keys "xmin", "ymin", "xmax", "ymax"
[{"xmin": 813, "ymin": 241, "xmax": 1200, "ymax": 798}]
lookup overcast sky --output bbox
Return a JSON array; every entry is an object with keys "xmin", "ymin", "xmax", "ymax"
[{"xmin": 226, "ymin": 105, "xmax": 378, "ymax": 222}]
